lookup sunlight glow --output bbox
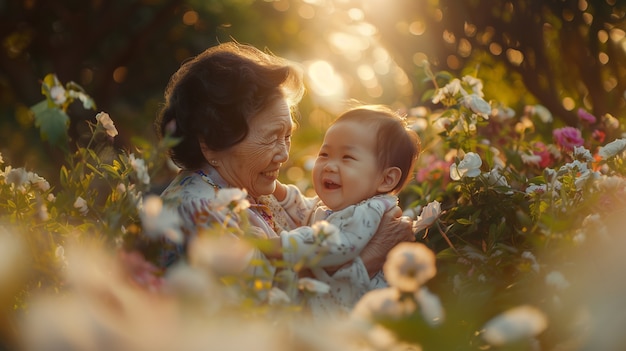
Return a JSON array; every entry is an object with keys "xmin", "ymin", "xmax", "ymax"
[
  {"xmin": 347, "ymin": 8, "xmax": 365, "ymax": 21},
  {"xmin": 506, "ymin": 48, "xmax": 524, "ymax": 66},
  {"xmin": 357, "ymin": 64, "xmax": 375, "ymax": 81},
  {"xmin": 610, "ymin": 28, "xmax": 625, "ymax": 42},
  {"xmin": 458, "ymin": 38, "xmax": 472, "ymax": 57},
  {"xmin": 182, "ymin": 11, "xmax": 199, "ymax": 26},
  {"xmin": 409, "ymin": 21, "xmax": 426, "ymax": 36},
  {"xmin": 329, "ymin": 32, "xmax": 370, "ymax": 60},
  {"xmin": 489, "ymin": 43, "xmax": 502, "ymax": 55},
  {"xmin": 306, "ymin": 60, "xmax": 345, "ymax": 97},
  {"xmin": 113, "ymin": 66, "xmax": 127, "ymax": 83},
  {"xmin": 562, "ymin": 97, "xmax": 575, "ymax": 111},
  {"xmin": 599, "ymin": 52, "xmax": 609, "ymax": 64},
  {"xmin": 298, "ymin": 3, "xmax": 315, "ymax": 19},
  {"xmin": 412, "ymin": 52, "xmax": 429, "ymax": 66},
  {"xmin": 603, "ymin": 76, "xmax": 617, "ymax": 92}
]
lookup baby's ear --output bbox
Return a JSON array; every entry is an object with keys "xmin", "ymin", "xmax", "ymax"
[{"xmin": 377, "ymin": 167, "xmax": 402, "ymax": 193}]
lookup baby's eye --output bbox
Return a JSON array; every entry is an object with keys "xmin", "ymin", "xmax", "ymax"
[
  {"xmin": 343, "ymin": 155, "xmax": 356, "ymax": 160},
  {"xmin": 318, "ymin": 152, "xmax": 328, "ymax": 157}
]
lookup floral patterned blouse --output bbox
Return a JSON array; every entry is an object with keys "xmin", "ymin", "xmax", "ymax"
[{"xmin": 158, "ymin": 164, "xmax": 391, "ymax": 308}]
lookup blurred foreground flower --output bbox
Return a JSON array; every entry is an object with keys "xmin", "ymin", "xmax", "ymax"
[
  {"xmin": 141, "ymin": 195, "xmax": 183, "ymax": 243},
  {"xmin": 298, "ymin": 277, "xmax": 331, "ymax": 295},
  {"xmin": 383, "ymin": 242, "xmax": 436, "ymax": 293},
  {"xmin": 481, "ymin": 305, "xmax": 548, "ymax": 347}
]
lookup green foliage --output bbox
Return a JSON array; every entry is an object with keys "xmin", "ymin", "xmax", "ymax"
[{"xmin": 4, "ymin": 71, "xmax": 626, "ymax": 350}]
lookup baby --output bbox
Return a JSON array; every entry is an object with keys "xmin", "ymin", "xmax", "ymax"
[{"xmin": 273, "ymin": 104, "xmax": 420, "ymax": 317}]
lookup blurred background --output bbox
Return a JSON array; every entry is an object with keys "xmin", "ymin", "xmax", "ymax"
[{"xmin": 1, "ymin": 0, "xmax": 625, "ymax": 191}]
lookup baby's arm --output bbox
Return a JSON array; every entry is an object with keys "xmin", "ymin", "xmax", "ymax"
[
  {"xmin": 273, "ymin": 181, "xmax": 318, "ymax": 227},
  {"xmin": 279, "ymin": 195, "xmax": 397, "ymax": 268}
]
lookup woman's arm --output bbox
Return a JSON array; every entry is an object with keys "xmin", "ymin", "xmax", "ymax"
[{"xmin": 359, "ymin": 208, "xmax": 415, "ymax": 277}]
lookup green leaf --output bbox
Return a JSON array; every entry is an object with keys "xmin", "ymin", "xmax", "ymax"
[
  {"xmin": 456, "ymin": 218, "xmax": 473, "ymax": 225},
  {"xmin": 31, "ymin": 100, "xmax": 69, "ymax": 148}
]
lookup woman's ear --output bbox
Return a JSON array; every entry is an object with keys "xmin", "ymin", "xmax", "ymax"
[
  {"xmin": 377, "ymin": 167, "xmax": 402, "ymax": 193},
  {"xmin": 199, "ymin": 141, "xmax": 216, "ymax": 164}
]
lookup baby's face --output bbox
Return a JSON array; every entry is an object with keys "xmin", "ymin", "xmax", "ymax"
[{"xmin": 312, "ymin": 120, "xmax": 385, "ymax": 211}]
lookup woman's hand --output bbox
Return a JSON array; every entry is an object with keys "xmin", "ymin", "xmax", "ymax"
[{"xmin": 360, "ymin": 206, "xmax": 415, "ymax": 278}]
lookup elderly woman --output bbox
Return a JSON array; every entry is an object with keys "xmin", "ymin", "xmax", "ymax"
[{"xmin": 154, "ymin": 41, "xmax": 413, "ymax": 301}]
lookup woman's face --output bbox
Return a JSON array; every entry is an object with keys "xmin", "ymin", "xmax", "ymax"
[{"xmin": 216, "ymin": 98, "xmax": 293, "ymax": 199}]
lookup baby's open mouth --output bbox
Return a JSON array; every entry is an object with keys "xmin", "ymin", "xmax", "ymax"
[{"xmin": 324, "ymin": 180, "xmax": 341, "ymax": 189}]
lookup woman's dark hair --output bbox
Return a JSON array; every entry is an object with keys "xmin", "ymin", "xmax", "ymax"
[
  {"xmin": 155, "ymin": 41, "xmax": 305, "ymax": 169},
  {"xmin": 333, "ymin": 105, "xmax": 421, "ymax": 193}
]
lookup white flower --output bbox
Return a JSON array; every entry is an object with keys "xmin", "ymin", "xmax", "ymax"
[
  {"xmin": 521, "ymin": 251, "xmax": 540, "ymax": 273},
  {"xmin": 140, "ymin": 195, "xmax": 183, "ymax": 243},
  {"xmin": 545, "ymin": 271, "xmax": 570, "ymax": 290},
  {"xmin": 531, "ymin": 104, "xmax": 553, "ymax": 123},
  {"xmin": 525, "ymin": 184, "xmax": 547, "ymax": 195},
  {"xmin": 383, "ymin": 242, "xmax": 436, "ymax": 292},
  {"xmin": 73, "ymin": 196, "xmax": 88, "ymax": 216},
  {"xmin": 485, "ymin": 167, "xmax": 511, "ymax": 193},
  {"xmin": 298, "ymin": 277, "xmax": 330, "ymax": 294},
  {"xmin": 213, "ymin": 188, "xmax": 250, "ymax": 213},
  {"xmin": 95, "ymin": 112, "xmax": 118, "ymax": 137},
  {"xmin": 49, "ymin": 85, "xmax": 67, "ymax": 106},
  {"xmin": 432, "ymin": 78, "xmax": 461, "ymax": 104},
  {"xmin": 598, "ymin": 138, "xmax": 626, "ymax": 159},
  {"xmin": 450, "ymin": 152, "xmax": 482, "ymax": 180},
  {"xmin": 352, "ymin": 287, "xmax": 416, "ymax": 321},
  {"xmin": 521, "ymin": 153, "xmax": 542, "ymax": 167},
  {"xmin": 5, "ymin": 167, "xmax": 28, "ymax": 191},
  {"xmin": 481, "ymin": 305, "xmax": 548, "ymax": 346},
  {"xmin": 68, "ymin": 90, "xmax": 95, "ymax": 109},
  {"xmin": 0, "ymin": 152, "xmax": 3, "ymax": 164},
  {"xmin": 462, "ymin": 75, "xmax": 484, "ymax": 97},
  {"xmin": 463, "ymin": 94, "xmax": 491, "ymax": 118},
  {"xmin": 28, "ymin": 172, "xmax": 50, "ymax": 192},
  {"xmin": 574, "ymin": 168, "xmax": 598, "ymax": 190},
  {"xmin": 128, "ymin": 153, "xmax": 150, "ymax": 185},
  {"xmin": 412, "ymin": 200, "xmax": 441, "ymax": 233},
  {"xmin": 573, "ymin": 146, "xmax": 593, "ymax": 162},
  {"xmin": 415, "ymin": 287, "xmax": 445, "ymax": 326}
]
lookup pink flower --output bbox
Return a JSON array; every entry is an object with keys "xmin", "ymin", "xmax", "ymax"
[
  {"xmin": 415, "ymin": 155, "xmax": 451, "ymax": 184},
  {"xmin": 552, "ymin": 127, "xmax": 584, "ymax": 151},
  {"xmin": 117, "ymin": 250, "xmax": 164, "ymax": 292},
  {"xmin": 532, "ymin": 142, "xmax": 555, "ymax": 168},
  {"xmin": 577, "ymin": 108, "xmax": 596, "ymax": 124}
]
